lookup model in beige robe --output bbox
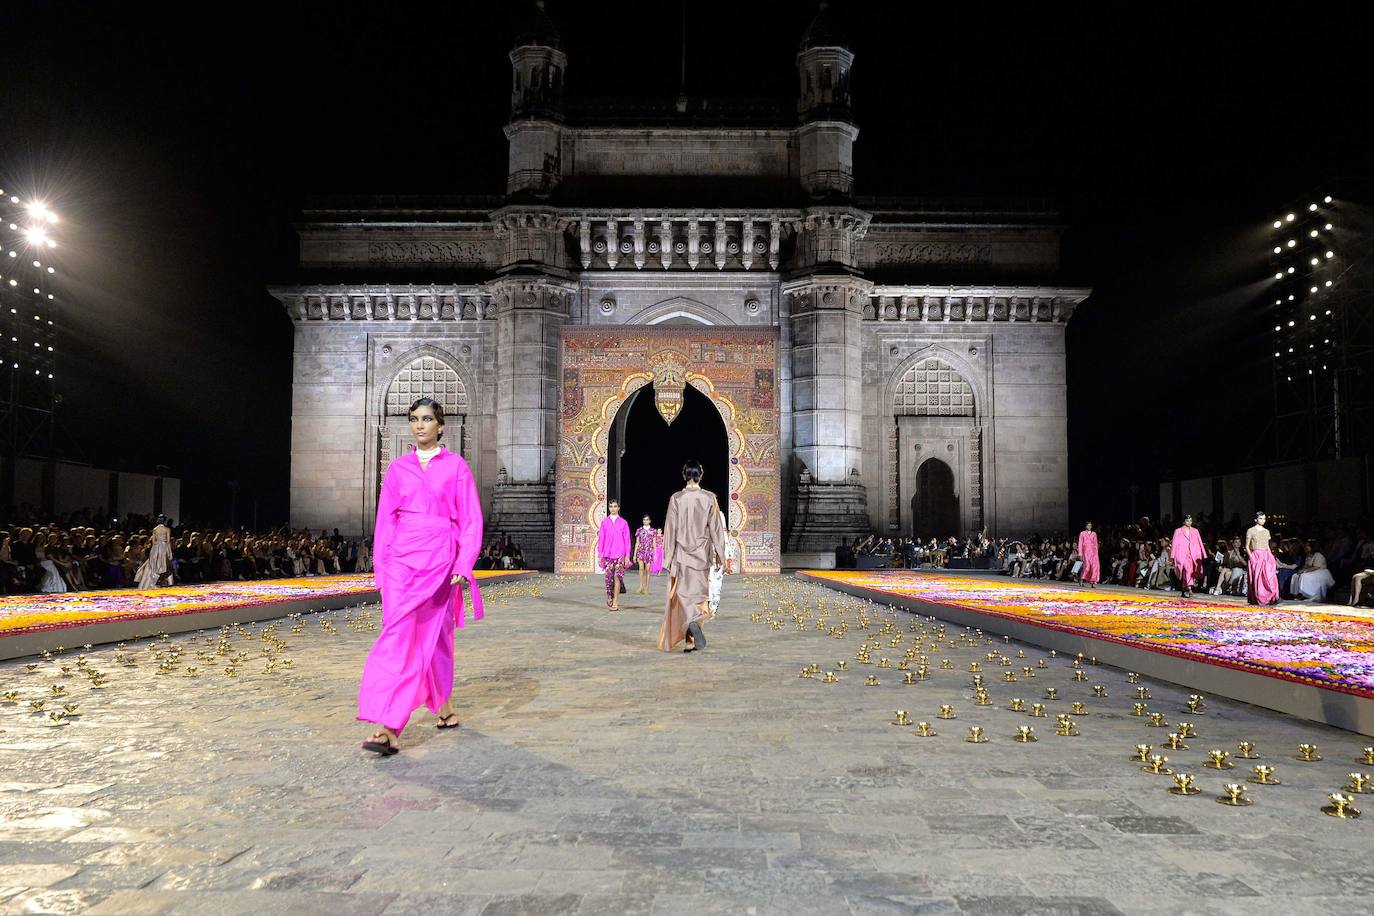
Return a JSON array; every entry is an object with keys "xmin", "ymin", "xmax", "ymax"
[{"xmin": 657, "ymin": 484, "xmax": 725, "ymax": 652}]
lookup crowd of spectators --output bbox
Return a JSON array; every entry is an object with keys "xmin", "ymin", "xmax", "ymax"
[
  {"xmin": 474, "ymin": 532, "xmax": 527, "ymax": 570},
  {"xmin": 835, "ymin": 513, "xmax": 1374, "ymax": 606},
  {"xmin": 0, "ymin": 504, "xmax": 370, "ymax": 595}
]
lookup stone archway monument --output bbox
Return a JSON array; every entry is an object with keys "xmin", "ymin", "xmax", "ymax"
[{"xmin": 556, "ymin": 326, "xmax": 781, "ymax": 574}]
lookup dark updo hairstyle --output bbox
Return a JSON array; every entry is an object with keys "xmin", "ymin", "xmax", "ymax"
[
  {"xmin": 409, "ymin": 397, "xmax": 445, "ymax": 440},
  {"xmin": 681, "ymin": 458, "xmax": 704, "ymax": 483}
]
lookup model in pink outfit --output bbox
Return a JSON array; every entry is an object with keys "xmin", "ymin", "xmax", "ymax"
[
  {"xmin": 597, "ymin": 500, "xmax": 632, "ymax": 610},
  {"xmin": 1170, "ymin": 515, "xmax": 1206, "ymax": 597},
  {"xmin": 1246, "ymin": 510, "xmax": 1280, "ymax": 606},
  {"xmin": 1076, "ymin": 522, "xmax": 1100, "ymax": 586},
  {"xmin": 650, "ymin": 530, "xmax": 664, "ymax": 575},
  {"xmin": 359, "ymin": 398, "xmax": 483, "ymax": 756}
]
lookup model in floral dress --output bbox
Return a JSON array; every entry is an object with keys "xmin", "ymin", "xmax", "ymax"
[{"xmin": 633, "ymin": 516, "xmax": 656, "ymax": 594}]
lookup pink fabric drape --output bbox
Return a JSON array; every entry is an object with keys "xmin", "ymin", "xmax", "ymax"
[
  {"xmin": 1076, "ymin": 530, "xmax": 1099, "ymax": 584},
  {"xmin": 1171, "ymin": 526, "xmax": 1205, "ymax": 589},
  {"xmin": 650, "ymin": 532, "xmax": 664, "ymax": 575},
  {"xmin": 597, "ymin": 515, "xmax": 631, "ymax": 566},
  {"xmin": 358, "ymin": 448, "xmax": 484, "ymax": 734},
  {"xmin": 1248, "ymin": 548, "xmax": 1280, "ymax": 606}
]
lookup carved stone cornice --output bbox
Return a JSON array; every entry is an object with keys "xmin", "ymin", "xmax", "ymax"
[
  {"xmin": 269, "ymin": 280, "xmax": 568, "ymax": 323},
  {"xmin": 861, "ymin": 285, "xmax": 1091, "ymax": 324}
]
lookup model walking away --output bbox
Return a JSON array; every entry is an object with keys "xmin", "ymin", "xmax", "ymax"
[
  {"xmin": 597, "ymin": 499, "xmax": 632, "ymax": 610},
  {"xmin": 1171, "ymin": 514, "xmax": 1205, "ymax": 598},
  {"xmin": 633, "ymin": 514, "xmax": 656, "ymax": 594},
  {"xmin": 658, "ymin": 459, "xmax": 726, "ymax": 653},
  {"xmin": 358, "ymin": 397, "xmax": 484, "ymax": 756},
  {"xmin": 1076, "ymin": 521, "xmax": 1099, "ymax": 587},
  {"xmin": 1245, "ymin": 510, "xmax": 1280, "ymax": 606}
]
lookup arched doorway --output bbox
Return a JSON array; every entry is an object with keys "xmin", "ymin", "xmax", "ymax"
[
  {"xmin": 912, "ymin": 457, "xmax": 958, "ymax": 541},
  {"xmin": 607, "ymin": 381, "xmax": 728, "ymax": 528}
]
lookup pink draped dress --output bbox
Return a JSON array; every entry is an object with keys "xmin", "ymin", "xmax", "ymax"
[
  {"xmin": 1170, "ymin": 526, "xmax": 1205, "ymax": 590},
  {"xmin": 1076, "ymin": 529, "xmax": 1099, "ymax": 585},
  {"xmin": 358, "ymin": 448, "xmax": 484, "ymax": 734},
  {"xmin": 650, "ymin": 530, "xmax": 664, "ymax": 575}
]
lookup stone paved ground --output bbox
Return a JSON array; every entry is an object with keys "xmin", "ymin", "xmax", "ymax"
[{"xmin": 1, "ymin": 573, "xmax": 1373, "ymax": 915}]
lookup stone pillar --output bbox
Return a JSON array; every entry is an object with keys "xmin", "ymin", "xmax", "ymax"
[
  {"xmin": 486, "ymin": 276, "xmax": 571, "ymax": 569},
  {"xmin": 785, "ymin": 275, "xmax": 872, "ymax": 551}
]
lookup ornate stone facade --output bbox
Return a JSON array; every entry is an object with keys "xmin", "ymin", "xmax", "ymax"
[{"xmin": 269, "ymin": 3, "xmax": 1089, "ymax": 569}]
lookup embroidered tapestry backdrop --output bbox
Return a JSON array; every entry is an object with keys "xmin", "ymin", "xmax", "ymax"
[{"xmin": 557, "ymin": 327, "xmax": 781, "ymax": 574}]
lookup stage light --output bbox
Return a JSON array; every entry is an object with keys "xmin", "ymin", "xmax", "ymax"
[
  {"xmin": 1326, "ymin": 250, "xmax": 1334, "ymax": 258},
  {"xmin": 1326, "ymin": 223, "xmax": 1333, "ymax": 230},
  {"xmin": 1289, "ymin": 294, "xmax": 1295, "ymax": 300},
  {"xmin": 1288, "ymin": 320, "xmax": 1295, "ymax": 327},
  {"xmin": 31, "ymin": 260, "xmax": 39, "ymax": 267},
  {"xmin": 25, "ymin": 202, "xmax": 57, "ymax": 223},
  {"xmin": 1276, "ymin": 272, "xmax": 1284, "ymax": 279},
  {"xmin": 22, "ymin": 227, "xmax": 49, "ymax": 247},
  {"xmin": 6, "ymin": 279, "xmax": 14, "ymax": 287},
  {"xmin": 1287, "ymin": 213, "xmax": 1296, "ymax": 221},
  {"xmin": 1326, "ymin": 309, "xmax": 1332, "ymax": 315},
  {"xmin": 1275, "ymin": 325, "xmax": 1281, "ymax": 331},
  {"xmin": 1287, "ymin": 239, "xmax": 1297, "ymax": 247},
  {"xmin": 1311, "ymin": 259, "xmax": 1319, "ymax": 266},
  {"xmin": 1274, "ymin": 351, "xmax": 1280, "ymax": 357},
  {"xmin": 1326, "ymin": 280, "xmax": 1333, "ymax": 287},
  {"xmin": 46, "ymin": 294, "xmax": 53, "ymax": 300},
  {"xmin": 1311, "ymin": 230, "xmax": 1319, "ymax": 237},
  {"xmin": 1310, "ymin": 203, "xmax": 1318, "ymax": 211},
  {"xmin": 1274, "ymin": 246, "xmax": 1282, "ymax": 254},
  {"xmin": 45, "ymin": 267, "xmax": 53, "ymax": 273},
  {"xmin": 1311, "ymin": 286, "xmax": 1318, "ymax": 292},
  {"xmin": 1311, "ymin": 314, "xmax": 1317, "ymax": 320},
  {"xmin": 1274, "ymin": 220, "xmax": 1283, "ymax": 229},
  {"xmin": 1325, "ymin": 195, "xmax": 1333, "ymax": 203},
  {"xmin": 7, "ymin": 223, "xmax": 15, "ymax": 231},
  {"xmin": 7, "ymin": 196, "xmax": 15, "ymax": 203},
  {"xmin": 1288, "ymin": 266, "xmax": 1296, "ymax": 273}
]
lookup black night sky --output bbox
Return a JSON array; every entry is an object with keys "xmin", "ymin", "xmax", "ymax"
[{"xmin": 2, "ymin": 1, "xmax": 1371, "ymax": 529}]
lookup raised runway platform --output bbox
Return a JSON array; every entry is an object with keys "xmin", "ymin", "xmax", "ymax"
[
  {"xmin": 0, "ymin": 570, "xmax": 534, "ymax": 660},
  {"xmin": 801, "ymin": 569, "xmax": 1374, "ymax": 736}
]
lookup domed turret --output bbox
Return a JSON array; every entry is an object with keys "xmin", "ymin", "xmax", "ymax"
[
  {"xmin": 799, "ymin": 0, "xmax": 849, "ymax": 52},
  {"xmin": 796, "ymin": 1, "xmax": 857, "ymax": 198},
  {"xmin": 509, "ymin": 1, "xmax": 567, "ymax": 121}
]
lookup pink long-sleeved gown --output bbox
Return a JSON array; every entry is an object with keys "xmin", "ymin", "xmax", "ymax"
[
  {"xmin": 597, "ymin": 514, "xmax": 632, "ymax": 565},
  {"xmin": 1170, "ymin": 525, "xmax": 1205, "ymax": 590},
  {"xmin": 358, "ymin": 448, "xmax": 484, "ymax": 734},
  {"xmin": 1076, "ymin": 530, "xmax": 1099, "ymax": 585}
]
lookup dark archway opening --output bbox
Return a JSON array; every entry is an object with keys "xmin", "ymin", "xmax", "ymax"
[
  {"xmin": 608, "ymin": 381, "xmax": 728, "ymax": 529},
  {"xmin": 912, "ymin": 457, "xmax": 958, "ymax": 541}
]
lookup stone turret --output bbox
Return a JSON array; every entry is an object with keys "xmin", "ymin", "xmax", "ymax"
[
  {"xmin": 506, "ymin": 1, "xmax": 567, "ymax": 198},
  {"xmin": 796, "ymin": 2, "xmax": 857, "ymax": 200}
]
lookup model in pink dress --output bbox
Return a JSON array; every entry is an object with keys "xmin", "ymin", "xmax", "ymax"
[
  {"xmin": 650, "ymin": 529, "xmax": 664, "ymax": 575},
  {"xmin": 1076, "ymin": 522, "xmax": 1100, "ymax": 586},
  {"xmin": 1246, "ymin": 511, "xmax": 1280, "ymax": 606},
  {"xmin": 1170, "ymin": 515, "xmax": 1206, "ymax": 598},
  {"xmin": 597, "ymin": 500, "xmax": 632, "ymax": 610},
  {"xmin": 359, "ymin": 398, "xmax": 484, "ymax": 756}
]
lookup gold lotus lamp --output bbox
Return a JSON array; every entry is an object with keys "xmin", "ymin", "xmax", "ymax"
[
  {"xmin": 1176, "ymin": 722, "xmax": 1198, "ymax": 739},
  {"xmin": 965, "ymin": 726, "xmax": 988, "ymax": 744},
  {"xmin": 974, "ymin": 690, "xmax": 992, "ymax": 707},
  {"xmin": 968, "ymin": 661, "xmax": 982, "ymax": 673},
  {"xmin": 1127, "ymin": 672, "xmax": 1140, "ymax": 684},
  {"xmin": 893, "ymin": 710, "xmax": 913, "ymax": 726},
  {"xmin": 1092, "ymin": 685, "xmax": 1108, "ymax": 698},
  {"xmin": 878, "ymin": 658, "xmax": 892, "ymax": 669},
  {"xmin": 1143, "ymin": 754, "xmax": 1172, "ymax": 775},
  {"xmin": 1009, "ymin": 697, "xmax": 1026, "ymax": 712},
  {"xmin": 1205, "ymin": 750, "xmax": 1235, "ymax": 770},
  {"xmin": 1168, "ymin": 773, "xmax": 1201, "ymax": 796},
  {"xmin": 865, "ymin": 675, "xmax": 879, "ymax": 686},
  {"xmin": 0, "ymin": 691, "xmax": 16, "ymax": 704},
  {"xmin": 1165, "ymin": 733, "xmax": 1189, "ymax": 751},
  {"xmin": 1248, "ymin": 765, "xmax": 1280, "ymax": 785},
  {"xmin": 1360, "ymin": 747, "xmax": 1374, "ymax": 766},
  {"xmin": 1070, "ymin": 702, "xmax": 1088, "ymax": 716},
  {"xmin": 836, "ymin": 660, "xmax": 847, "ymax": 670},
  {"xmin": 1002, "ymin": 671, "xmax": 1017, "ymax": 682},
  {"xmin": 1029, "ymin": 703, "xmax": 1048, "ymax": 718},
  {"xmin": 798, "ymin": 667, "xmax": 813, "ymax": 679},
  {"xmin": 1135, "ymin": 686, "xmax": 1151, "ymax": 700},
  {"xmin": 1146, "ymin": 712, "xmax": 1170, "ymax": 728},
  {"xmin": 1072, "ymin": 670, "xmax": 1088, "ymax": 682},
  {"xmin": 915, "ymin": 666, "xmax": 930, "ymax": 680},
  {"xmin": 940, "ymin": 659, "xmax": 954, "ymax": 670},
  {"xmin": 1217, "ymin": 783, "xmax": 1253, "ymax": 807},
  {"xmin": 1236, "ymin": 742, "xmax": 1260, "ymax": 760},
  {"xmin": 1323, "ymin": 792, "xmax": 1361, "ymax": 819},
  {"xmin": 1131, "ymin": 703, "xmax": 1149, "ymax": 717},
  {"xmin": 1187, "ymin": 694, "xmax": 1207, "ymax": 714},
  {"xmin": 1037, "ymin": 659, "xmax": 1048, "ymax": 669},
  {"xmin": 1044, "ymin": 687, "xmax": 1059, "ymax": 700},
  {"xmin": 1054, "ymin": 715, "xmax": 1079, "ymax": 737},
  {"xmin": 914, "ymin": 721, "xmax": 937, "ymax": 737},
  {"xmin": 1345, "ymin": 773, "xmax": 1374, "ymax": 794},
  {"xmin": 1133, "ymin": 743, "xmax": 1153, "ymax": 762},
  {"xmin": 1021, "ymin": 666, "xmax": 1034, "ymax": 677},
  {"xmin": 1013, "ymin": 725, "xmax": 1037, "ymax": 743},
  {"xmin": 971, "ymin": 674, "xmax": 986, "ymax": 688},
  {"xmin": 902, "ymin": 671, "xmax": 916, "ymax": 685},
  {"xmin": 937, "ymin": 704, "xmax": 957, "ymax": 720},
  {"xmin": 1297, "ymin": 743, "xmax": 1323, "ymax": 762}
]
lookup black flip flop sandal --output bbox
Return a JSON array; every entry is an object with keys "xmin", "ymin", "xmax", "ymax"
[
  {"xmin": 436, "ymin": 714, "xmax": 461, "ymax": 730},
  {"xmin": 362, "ymin": 733, "xmax": 399, "ymax": 756}
]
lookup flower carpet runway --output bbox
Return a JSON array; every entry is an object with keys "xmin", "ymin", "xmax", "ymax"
[
  {"xmin": 0, "ymin": 570, "xmax": 532, "ymax": 643},
  {"xmin": 802, "ymin": 570, "xmax": 1374, "ymax": 700}
]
